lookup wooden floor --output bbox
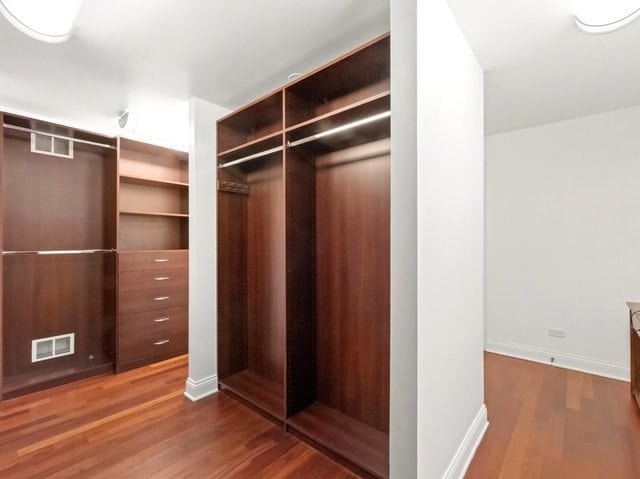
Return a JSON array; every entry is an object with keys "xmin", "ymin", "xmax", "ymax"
[
  {"xmin": 0, "ymin": 356, "xmax": 354, "ymax": 478},
  {"xmin": 3, "ymin": 353, "xmax": 639, "ymax": 478},
  {"xmin": 467, "ymin": 352, "xmax": 640, "ymax": 478}
]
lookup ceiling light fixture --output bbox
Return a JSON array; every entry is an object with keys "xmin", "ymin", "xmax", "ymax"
[
  {"xmin": 574, "ymin": 0, "xmax": 640, "ymax": 34},
  {"xmin": 0, "ymin": 0, "xmax": 84, "ymax": 43}
]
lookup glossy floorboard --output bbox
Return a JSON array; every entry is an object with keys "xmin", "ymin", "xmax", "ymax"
[
  {"xmin": 0, "ymin": 356, "xmax": 354, "ymax": 478},
  {"xmin": 467, "ymin": 353, "xmax": 640, "ymax": 479}
]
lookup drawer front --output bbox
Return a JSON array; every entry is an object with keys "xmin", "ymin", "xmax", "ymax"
[
  {"xmin": 119, "ymin": 284, "xmax": 188, "ymax": 315},
  {"xmin": 119, "ymin": 251, "xmax": 188, "ymax": 272},
  {"xmin": 119, "ymin": 267, "xmax": 188, "ymax": 292},
  {"xmin": 119, "ymin": 306, "xmax": 188, "ymax": 340},
  {"xmin": 119, "ymin": 329, "xmax": 188, "ymax": 366}
]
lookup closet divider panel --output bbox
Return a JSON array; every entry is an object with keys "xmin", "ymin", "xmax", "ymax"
[{"xmin": 284, "ymin": 147, "xmax": 317, "ymax": 417}]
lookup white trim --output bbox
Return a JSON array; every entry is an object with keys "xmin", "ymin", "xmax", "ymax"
[
  {"xmin": 442, "ymin": 404, "xmax": 489, "ymax": 479},
  {"xmin": 486, "ymin": 339, "xmax": 630, "ymax": 382},
  {"xmin": 184, "ymin": 374, "xmax": 219, "ymax": 401}
]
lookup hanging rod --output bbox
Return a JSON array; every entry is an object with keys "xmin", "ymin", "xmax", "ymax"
[
  {"xmin": 218, "ymin": 145, "xmax": 283, "ymax": 169},
  {"xmin": 287, "ymin": 111, "xmax": 391, "ymax": 148},
  {"xmin": 3, "ymin": 124, "xmax": 117, "ymax": 150},
  {"xmin": 2, "ymin": 249, "xmax": 116, "ymax": 256}
]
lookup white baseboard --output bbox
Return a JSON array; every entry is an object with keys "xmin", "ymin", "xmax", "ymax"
[
  {"xmin": 442, "ymin": 404, "xmax": 489, "ymax": 479},
  {"xmin": 184, "ymin": 374, "xmax": 219, "ymax": 401},
  {"xmin": 486, "ymin": 339, "xmax": 630, "ymax": 382}
]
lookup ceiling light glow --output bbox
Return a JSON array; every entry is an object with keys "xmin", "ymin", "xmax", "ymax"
[
  {"xmin": 0, "ymin": 0, "xmax": 84, "ymax": 43},
  {"xmin": 574, "ymin": 0, "xmax": 640, "ymax": 34}
]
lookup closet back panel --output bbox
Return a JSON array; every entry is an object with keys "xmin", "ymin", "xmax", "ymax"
[
  {"xmin": 315, "ymin": 142, "xmax": 390, "ymax": 432},
  {"xmin": 2, "ymin": 131, "xmax": 115, "ymax": 251},
  {"xmin": 119, "ymin": 183, "xmax": 188, "ymax": 215},
  {"xmin": 119, "ymin": 140, "xmax": 188, "ymax": 183},
  {"xmin": 246, "ymin": 161, "xmax": 285, "ymax": 383},
  {"xmin": 217, "ymin": 169, "xmax": 248, "ymax": 378},
  {"xmin": 3, "ymin": 254, "xmax": 115, "ymax": 382},
  {"xmin": 119, "ymin": 215, "xmax": 187, "ymax": 251}
]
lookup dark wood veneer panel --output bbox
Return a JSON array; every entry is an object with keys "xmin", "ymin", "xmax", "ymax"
[
  {"xmin": 315, "ymin": 145, "xmax": 390, "ymax": 432},
  {"xmin": 221, "ymin": 369, "xmax": 285, "ymax": 421},
  {"xmin": 119, "ymin": 215, "xmax": 188, "ymax": 250},
  {"xmin": 288, "ymin": 402, "xmax": 389, "ymax": 478},
  {"xmin": 119, "ymin": 138, "xmax": 188, "ymax": 183},
  {"xmin": 285, "ymin": 148, "xmax": 317, "ymax": 417},
  {"xmin": 119, "ymin": 182, "xmax": 188, "ymax": 216},
  {"xmin": 246, "ymin": 159, "xmax": 285, "ymax": 384},
  {"xmin": 217, "ymin": 168, "xmax": 248, "ymax": 379},
  {"xmin": 3, "ymin": 254, "xmax": 115, "ymax": 388},
  {"xmin": 2, "ymin": 131, "xmax": 116, "ymax": 251}
]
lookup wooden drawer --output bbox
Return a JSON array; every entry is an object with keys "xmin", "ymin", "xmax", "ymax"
[
  {"xmin": 119, "ymin": 250, "xmax": 188, "ymax": 272},
  {"xmin": 119, "ymin": 328, "xmax": 188, "ymax": 366},
  {"xmin": 119, "ymin": 306, "xmax": 187, "ymax": 340},
  {"xmin": 119, "ymin": 284, "xmax": 188, "ymax": 315},
  {"xmin": 119, "ymin": 267, "xmax": 188, "ymax": 292}
]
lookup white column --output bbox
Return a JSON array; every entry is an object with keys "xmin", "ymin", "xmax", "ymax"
[{"xmin": 185, "ymin": 97, "xmax": 229, "ymax": 401}]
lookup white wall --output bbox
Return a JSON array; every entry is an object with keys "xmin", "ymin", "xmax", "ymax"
[
  {"xmin": 185, "ymin": 97, "xmax": 229, "ymax": 401},
  {"xmin": 390, "ymin": 0, "xmax": 486, "ymax": 477},
  {"xmin": 486, "ymin": 106, "xmax": 640, "ymax": 380},
  {"xmin": 416, "ymin": 1, "xmax": 486, "ymax": 478}
]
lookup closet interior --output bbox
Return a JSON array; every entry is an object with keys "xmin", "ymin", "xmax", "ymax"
[
  {"xmin": 0, "ymin": 113, "xmax": 189, "ymax": 399},
  {"xmin": 217, "ymin": 33, "xmax": 390, "ymax": 478}
]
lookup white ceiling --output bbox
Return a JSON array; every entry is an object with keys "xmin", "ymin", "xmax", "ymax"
[
  {"xmin": 2, "ymin": 1, "xmax": 639, "ymax": 142},
  {"xmin": 0, "ymin": 0, "xmax": 389, "ymax": 148},
  {"xmin": 448, "ymin": 0, "xmax": 640, "ymax": 135}
]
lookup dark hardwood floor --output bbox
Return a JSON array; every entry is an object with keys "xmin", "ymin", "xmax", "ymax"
[
  {"xmin": 0, "ymin": 356, "xmax": 354, "ymax": 478},
  {"xmin": 467, "ymin": 352, "xmax": 640, "ymax": 478}
]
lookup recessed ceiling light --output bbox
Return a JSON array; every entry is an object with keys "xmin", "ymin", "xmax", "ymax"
[
  {"xmin": 0, "ymin": 0, "xmax": 84, "ymax": 43},
  {"xmin": 574, "ymin": 0, "xmax": 640, "ymax": 34}
]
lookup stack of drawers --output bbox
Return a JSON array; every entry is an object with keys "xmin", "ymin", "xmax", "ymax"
[{"xmin": 117, "ymin": 250, "xmax": 188, "ymax": 371}]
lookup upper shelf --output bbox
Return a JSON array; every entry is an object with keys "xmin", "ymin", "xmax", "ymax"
[
  {"xmin": 217, "ymin": 91, "xmax": 283, "ymax": 154},
  {"xmin": 120, "ymin": 174, "xmax": 188, "ymax": 189},
  {"xmin": 285, "ymin": 33, "xmax": 389, "ymax": 128}
]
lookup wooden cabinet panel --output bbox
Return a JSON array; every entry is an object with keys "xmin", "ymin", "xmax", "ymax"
[
  {"xmin": 118, "ymin": 327, "xmax": 187, "ymax": 366},
  {"xmin": 118, "ymin": 250, "xmax": 188, "ymax": 272},
  {"xmin": 119, "ymin": 306, "xmax": 187, "ymax": 340},
  {"xmin": 119, "ymin": 268, "xmax": 187, "ymax": 292},
  {"xmin": 118, "ymin": 284, "xmax": 187, "ymax": 316}
]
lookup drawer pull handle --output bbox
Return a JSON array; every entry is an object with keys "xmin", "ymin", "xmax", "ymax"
[
  {"xmin": 154, "ymin": 339, "xmax": 170, "ymax": 346},
  {"xmin": 154, "ymin": 317, "xmax": 170, "ymax": 323},
  {"xmin": 154, "ymin": 276, "xmax": 170, "ymax": 281},
  {"xmin": 154, "ymin": 296, "xmax": 171, "ymax": 301},
  {"xmin": 154, "ymin": 259, "xmax": 170, "ymax": 263}
]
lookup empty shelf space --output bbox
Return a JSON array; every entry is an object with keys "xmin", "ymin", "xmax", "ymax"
[
  {"xmin": 220, "ymin": 369, "xmax": 284, "ymax": 420},
  {"xmin": 217, "ymin": 132, "xmax": 283, "ymax": 168},
  {"xmin": 119, "ymin": 174, "xmax": 188, "ymax": 189},
  {"xmin": 287, "ymin": 402, "xmax": 389, "ymax": 479},
  {"xmin": 119, "ymin": 210, "xmax": 189, "ymax": 218},
  {"xmin": 286, "ymin": 90, "xmax": 390, "ymax": 136}
]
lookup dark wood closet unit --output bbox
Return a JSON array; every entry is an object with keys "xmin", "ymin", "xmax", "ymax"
[
  {"xmin": 1, "ymin": 114, "xmax": 117, "ymax": 399},
  {"xmin": 116, "ymin": 138, "xmax": 189, "ymax": 372},
  {"xmin": 217, "ymin": 33, "xmax": 390, "ymax": 478}
]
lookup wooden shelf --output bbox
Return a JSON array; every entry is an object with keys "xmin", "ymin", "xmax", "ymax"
[
  {"xmin": 120, "ymin": 174, "xmax": 188, "ymax": 189},
  {"xmin": 220, "ymin": 370, "xmax": 284, "ymax": 421},
  {"xmin": 286, "ymin": 90, "xmax": 390, "ymax": 135},
  {"xmin": 288, "ymin": 402, "xmax": 389, "ymax": 478},
  {"xmin": 217, "ymin": 131, "xmax": 283, "ymax": 158},
  {"xmin": 119, "ymin": 210, "xmax": 188, "ymax": 218}
]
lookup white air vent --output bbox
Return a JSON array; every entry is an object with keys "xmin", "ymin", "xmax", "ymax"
[
  {"xmin": 31, "ymin": 133, "xmax": 74, "ymax": 158},
  {"xmin": 32, "ymin": 333, "xmax": 75, "ymax": 362}
]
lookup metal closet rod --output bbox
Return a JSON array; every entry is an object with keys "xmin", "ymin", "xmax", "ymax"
[
  {"xmin": 218, "ymin": 145, "xmax": 283, "ymax": 169},
  {"xmin": 2, "ymin": 249, "xmax": 116, "ymax": 256},
  {"xmin": 3, "ymin": 124, "xmax": 117, "ymax": 150},
  {"xmin": 218, "ymin": 110, "xmax": 391, "ymax": 169}
]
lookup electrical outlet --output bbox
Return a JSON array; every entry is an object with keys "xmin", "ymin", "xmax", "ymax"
[{"xmin": 548, "ymin": 329, "xmax": 565, "ymax": 339}]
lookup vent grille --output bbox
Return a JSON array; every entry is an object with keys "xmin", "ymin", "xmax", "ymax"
[
  {"xmin": 31, "ymin": 133, "xmax": 74, "ymax": 158},
  {"xmin": 32, "ymin": 333, "xmax": 75, "ymax": 362}
]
